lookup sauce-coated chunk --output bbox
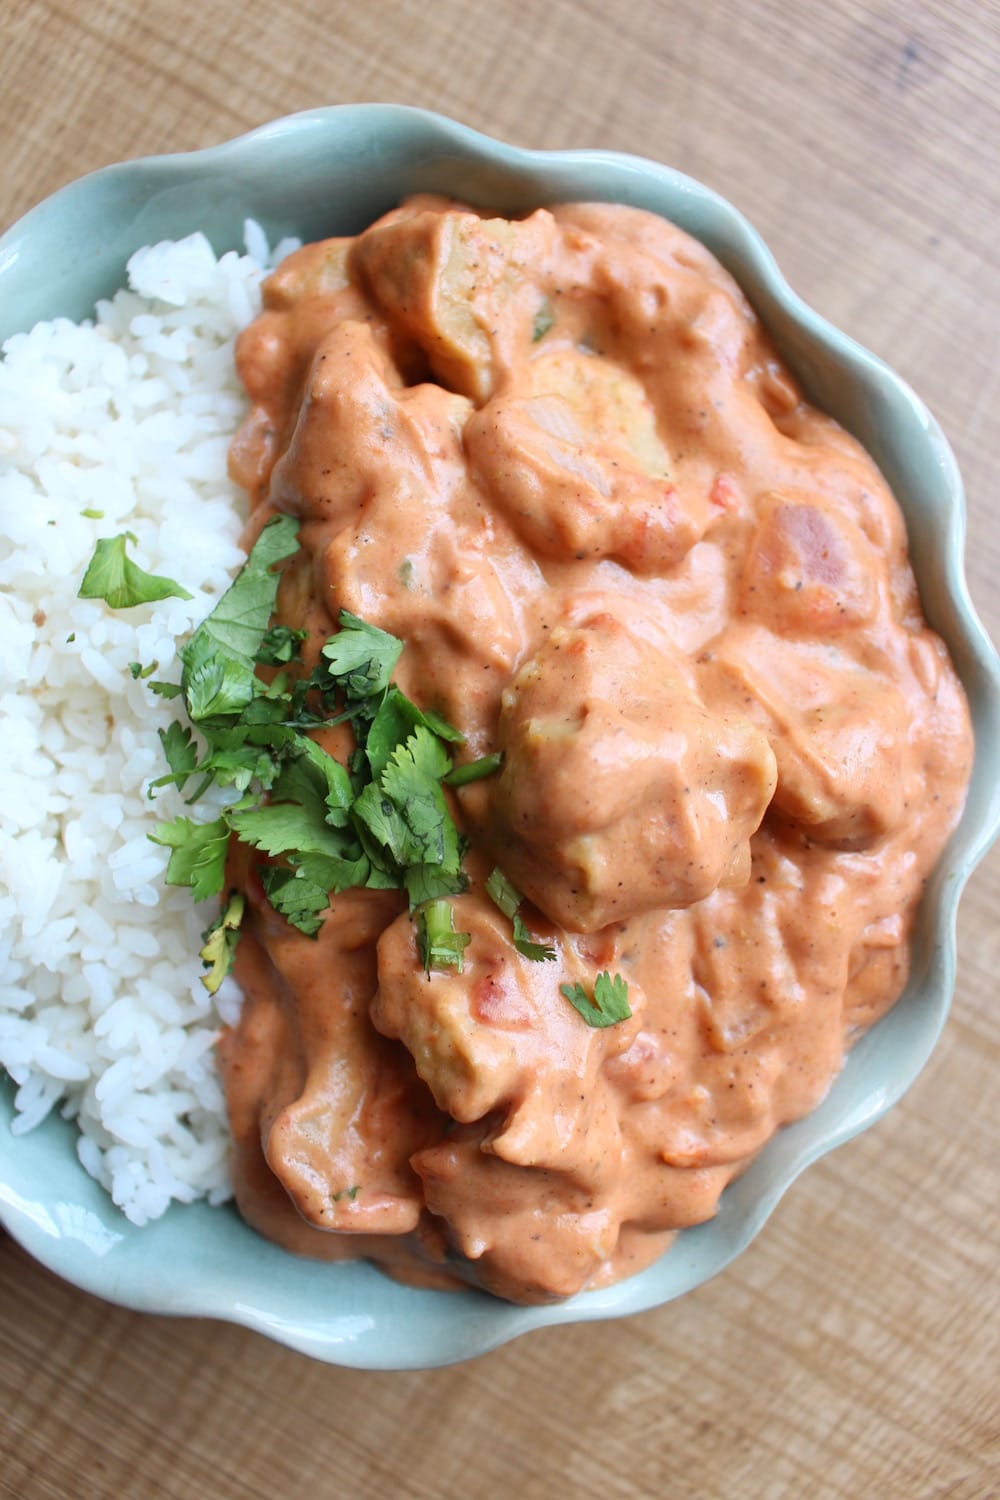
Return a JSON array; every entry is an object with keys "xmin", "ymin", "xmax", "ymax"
[{"xmin": 478, "ymin": 611, "xmax": 777, "ymax": 930}]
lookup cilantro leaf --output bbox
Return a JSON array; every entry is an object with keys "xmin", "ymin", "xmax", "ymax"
[
  {"xmin": 352, "ymin": 781, "xmax": 411, "ymax": 867},
  {"xmin": 149, "ymin": 815, "xmax": 230, "ymax": 902},
  {"xmin": 365, "ymin": 687, "xmax": 463, "ymax": 778},
  {"xmin": 180, "ymin": 514, "xmax": 299, "ymax": 720},
  {"xmin": 270, "ymin": 735, "xmax": 354, "ymax": 828},
  {"xmin": 512, "ymin": 913, "xmax": 556, "ymax": 963},
  {"xmin": 486, "ymin": 866, "xmax": 556, "ymax": 961},
  {"xmin": 381, "ymin": 727, "xmax": 461, "ymax": 871},
  {"xmin": 147, "ymin": 679, "xmax": 183, "ymax": 699},
  {"xmin": 151, "ymin": 720, "xmax": 198, "ymax": 792},
  {"xmin": 560, "ymin": 971, "xmax": 632, "ymax": 1028},
  {"xmin": 260, "ymin": 865, "xmax": 328, "ymax": 937},
  {"xmin": 416, "ymin": 900, "xmax": 471, "ymax": 974},
  {"xmin": 365, "ymin": 688, "xmax": 425, "ymax": 778},
  {"xmin": 199, "ymin": 890, "xmax": 244, "ymax": 994},
  {"xmin": 192, "ymin": 743, "xmax": 282, "ymax": 796},
  {"xmin": 227, "ymin": 803, "xmax": 355, "ymax": 860},
  {"xmin": 290, "ymin": 850, "xmax": 372, "ymax": 897},
  {"xmin": 260, "ymin": 851, "xmax": 373, "ymax": 936},
  {"xmin": 187, "ymin": 718, "xmax": 298, "ymax": 797},
  {"xmin": 78, "ymin": 533, "xmax": 193, "ymax": 609},
  {"xmin": 182, "ymin": 641, "xmax": 257, "ymax": 721},
  {"xmin": 321, "ymin": 611, "xmax": 403, "ymax": 701},
  {"xmin": 352, "ymin": 723, "xmax": 463, "ymax": 885},
  {"xmin": 255, "ymin": 624, "xmax": 307, "ymax": 665}
]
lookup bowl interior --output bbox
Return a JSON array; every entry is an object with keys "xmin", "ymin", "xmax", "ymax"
[{"xmin": 2, "ymin": 105, "xmax": 998, "ymax": 1369}]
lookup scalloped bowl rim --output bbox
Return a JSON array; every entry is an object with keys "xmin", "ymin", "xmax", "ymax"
[{"xmin": 1, "ymin": 104, "xmax": 998, "ymax": 1369}]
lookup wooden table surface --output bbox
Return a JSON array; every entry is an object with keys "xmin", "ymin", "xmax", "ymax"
[{"xmin": 2, "ymin": 2, "xmax": 998, "ymax": 1496}]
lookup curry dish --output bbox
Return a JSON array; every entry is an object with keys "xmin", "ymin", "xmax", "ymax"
[{"xmin": 217, "ymin": 198, "xmax": 972, "ymax": 1303}]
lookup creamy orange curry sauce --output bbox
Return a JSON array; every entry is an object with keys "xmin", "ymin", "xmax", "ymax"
[{"xmin": 219, "ymin": 198, "xmax": 972, "ymax": 1303}]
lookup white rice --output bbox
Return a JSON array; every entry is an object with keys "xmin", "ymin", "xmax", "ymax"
[{"xmin": 0, "ymin": 221, "xmax": 299, "ymax": 1224}]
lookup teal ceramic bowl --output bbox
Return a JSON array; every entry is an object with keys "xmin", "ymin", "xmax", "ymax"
[{"xmin": 2, "ymin": 105, "xmax": 998, "ymax": 1370}]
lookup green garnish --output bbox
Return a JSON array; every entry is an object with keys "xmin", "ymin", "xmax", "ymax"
[
  {"xmin": 83, "ymin": 518, "xmax": 511, "ymax": 982},
  {"xmin": 80, "ymin": 508, "xmax": 105, "ymax": 519},
  {"xmin": 532, "ymin": 301, "xmax": 555, "ymax": 342},
  {"xmin": 331, "ymin": 1185, "xmax": 361, "ymax": 1203},
  {"xmin": 180, "ymin": 514, "xmax": 299, "ymax": 720},
  {"xmin": 560, "ymin": 971, "xmax": 632, "ymax": 1028},
  {"xmin": 512, "ymin": 914, "xmax": 557, "ymax": 963},
  {"xmin": 485, "ymin": 866, "xmax": 520, "ymax": 920},
  {"xmin": 417, "ymin": 899, "xmax": 472, "ymax": 974},
  {"xmin": 320, "ymin": 610, "xmax": 403, "ymax": 702},
  {"xmin": 444, "ymin": 751, "xmax": 504, "ymax": 788},
  {"xmin": 486, "ymin": 865, "xmax": 556, "ymax": 962},
  {"xmin": 85, "ymin": 522, "xmax": 486, "ymax": 971},
  {"xmin": 255, "ymin": 624, "xmax": 307, "ymax": 665},
  {"xmin": 128, "ymin": 660, "xmax": 159, "ymax": 680},
  {"xmin": 151, "ymin": 720, "xmax": 198, "ymax": 792},
  {"xmin": 78, "ymin": 532, "xmax": 193, "ymax": 609},
  {"xmin": 199, "ymin": 891, "xmax": 245, "ymax": 995},
  {"xmin": 259, "ymin": 864, "xmax": 332, "ymax": 938},
  {"xmin": 148, "ymin": 814, "xmax": 230, "ymax": 903}
]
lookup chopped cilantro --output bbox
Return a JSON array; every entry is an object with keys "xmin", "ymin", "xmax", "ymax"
[
  {"xmin": 255, "ymin": 624, "xmax": 307, "ymax": 665},
  {"xmin": 80, "ymin": 507, "xmax": 105, "ymax": 519},
  {"xmin": 321, "ymin": 610, "xmax": 403, "ymax": 702},
  {"xmin": 228, "ymin": 801, "xmax": 354, "ymax": 860},
  {"xmin": 332, "ymin": 1185, "xmax": 361, "ymax": 1202},
  {"xmin": 78, "ymin": 532, "xmax": 193, "ymax": 609},
  {"xmin": 512, "ymin": 913, "xmax": 556, "ymax": 963},
  {"xmin": 128, "ymin": 659, "xmax": 159, "ymax": 680},
  {"xmin": 180, "ymin": 514, "xmax": 299, "ymax": 722},
  {"xmin": 260, "ymin": 865, "xmax": 329, "ymax": 937},
  {"xmin": 149, "ymin": 814, "xmax": 230, "ymax": 902},
  {"xmin": 290, "ymin": 849, "xmax": 371, "ymax": 897},
  {"xmin": 560, "ymin": 971, "xmax": 631, "ymax": 1028},
  {"xmin": 404, "ymin": 862, "xmax": 468, "ymax": 907},
  {"xmin": 131, "ymin": 522, "xmax": 516, "ymax": 967},
  {"xmin": 199, "ymin": 891, "xmax": 244, "ymax": 994},
  {"xmin": 151, "ymin": 720, "xmax": 198, "ymax": 792},
  {"xmin": 380, "ymin": 727, "xmax": 459, "ymax": 868},
  {"xmin": 444, "ymin": 751, "xmax": 503, "ymax": 787},
  {"xmin": 366, "ymin": 687, "xmax": 462, "ymax": 779},
  {"xmin": 532, "ymin": 301, "xmax": 555, "ymax": 342},
  {"xmin": 417, "ymin": 899, "xmax": 471, "ymax": 973},
  {"xmin": 485, "ymin": 866, "xmax": 520, "ymax": 920},
  {"xmin": 486, "ymin": 866, "xmax": 556, "ymax": 961},
  {"xmin": 418, "ymin": 707, "xmax": 464, "ymax": 745},
  {"xmin": 183, "ymin": 649, "xmax": 258, "ymax": 721}
]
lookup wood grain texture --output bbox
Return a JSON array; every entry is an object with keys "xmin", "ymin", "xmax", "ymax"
[{"xmin": 1, "ymin": 1, "xmax": 998, "ymax": 1496}]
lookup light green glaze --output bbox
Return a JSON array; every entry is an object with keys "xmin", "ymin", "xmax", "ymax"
[{"xmin": 2, "ymin": 105, "xmax": 998, "ymax": 1369}]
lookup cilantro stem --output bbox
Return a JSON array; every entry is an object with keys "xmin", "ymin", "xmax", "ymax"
[
  {"xmin": 417, "ymin": 900, "xmax": 472, "ymax": 973},
  {"xmin": 443, "ymin": 751, "xmax": 503, "ymax": 787}
]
